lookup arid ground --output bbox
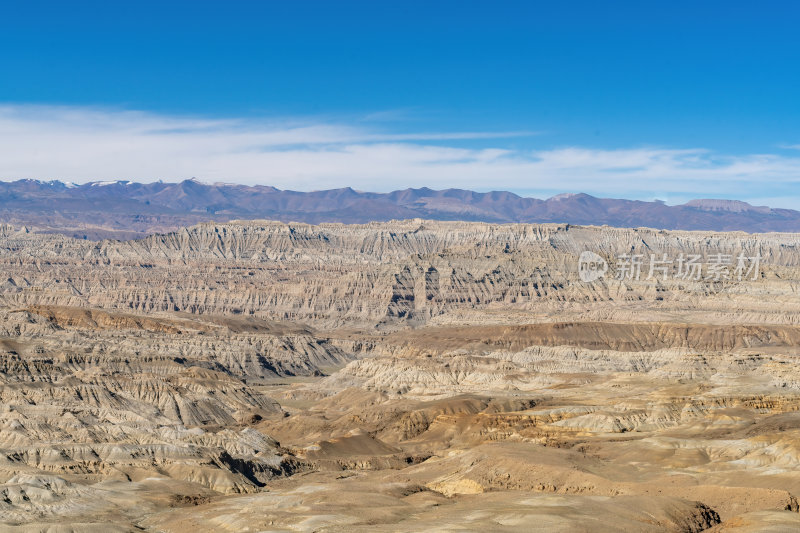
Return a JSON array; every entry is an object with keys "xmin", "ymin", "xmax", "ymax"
[{"xmin": 2, "ymin": 220, "xmax": 800, "ymax": 531}]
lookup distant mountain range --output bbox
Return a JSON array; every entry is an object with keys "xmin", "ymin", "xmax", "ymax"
[{"xmin": 1, "ymin": 179, "xmax": 799, "ymax": 239}]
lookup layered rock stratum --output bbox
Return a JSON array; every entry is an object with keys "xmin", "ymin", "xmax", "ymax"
[{"xmin": 1, "ymin": 220, "xmax": 800, "ymax": 531}]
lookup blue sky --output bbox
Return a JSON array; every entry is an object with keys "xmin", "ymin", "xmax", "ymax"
[{"xmin": 2, "ymin": 1, "xmax": 800, "ymax": 206}]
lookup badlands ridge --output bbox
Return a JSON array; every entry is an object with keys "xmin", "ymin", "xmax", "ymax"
[{"xmin": 1, "ymin": 220, "xmax": 800, "ymax": 531}]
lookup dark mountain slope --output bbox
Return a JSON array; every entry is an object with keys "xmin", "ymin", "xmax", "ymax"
[{"xmin": 1, "ymin": 179, "xmax": 798, "ymax": 239}]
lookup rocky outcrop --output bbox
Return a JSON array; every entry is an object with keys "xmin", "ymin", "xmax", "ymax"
[
  {"xmin": 2, "ymin": 220, "xmax": 800, "ymax": 328},
  {"xmin": 2, "ymin": 220, "xmax": 800, "ymax": 531}
]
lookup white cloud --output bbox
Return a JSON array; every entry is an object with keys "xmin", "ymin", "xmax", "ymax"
[{"xmin": 1, "ymin": 104, "xmax": 800, "ymax": 207}]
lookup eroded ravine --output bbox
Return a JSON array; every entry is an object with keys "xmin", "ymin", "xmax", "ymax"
[{"xmin": 2, "ymin": 221, "xmax": 800, "ymax": 531}]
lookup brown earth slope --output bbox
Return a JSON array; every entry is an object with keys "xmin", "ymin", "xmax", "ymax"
[{"xmin": 1, "ymin": 220, "xmax": 800, "ymax": 531}]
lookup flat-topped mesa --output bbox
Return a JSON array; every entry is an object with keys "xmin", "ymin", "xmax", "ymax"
[{"xmin": 684, "ymin": 198, "xmax": 773, "ymax": 214}]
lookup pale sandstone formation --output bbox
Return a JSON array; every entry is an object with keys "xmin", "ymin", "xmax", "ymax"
[
  {"xmin": 3, "ymin": 220, "xmax": 800, "ymax": 327},
  {"xmin": 1, "ymin": 220, "xmax": 800, "ymax": 531}
]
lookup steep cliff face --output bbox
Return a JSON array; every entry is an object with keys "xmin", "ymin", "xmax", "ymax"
[
  {"xmin": 3, "ymin": 221, "xmax": 800, "ymax": 530},
  {"xmin": 1, "ymin": 220, "xmax": 799, "ymax": 328}
]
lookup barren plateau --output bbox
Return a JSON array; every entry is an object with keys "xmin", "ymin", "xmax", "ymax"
[{"xmin": 2, "ymin": 220, "xmax": 800, "ymax": 531}]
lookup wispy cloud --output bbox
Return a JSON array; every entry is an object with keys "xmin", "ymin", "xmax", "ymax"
[
  {"xmin": 359, "ymin": 108, "xmax": 422, "ymax": 123},
  {"xmin": 1, "ymin": 104, "xmax": 800, "ymax": 208}
]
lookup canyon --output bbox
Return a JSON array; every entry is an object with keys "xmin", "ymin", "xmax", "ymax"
[{"xmin": 1, "ymin": 220, "xmax": 800, "ymax": 531}]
